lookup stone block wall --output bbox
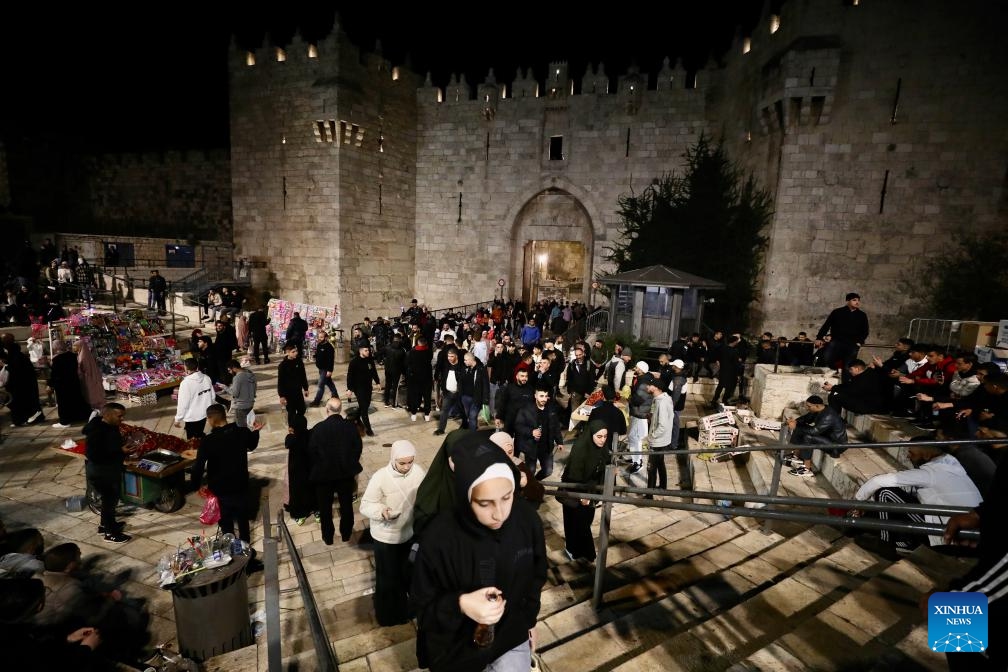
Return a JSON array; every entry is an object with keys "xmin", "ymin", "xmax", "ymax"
[
  {"xmin": 226, "ymin": 0, "xmax": 1007, "ymax": 339},
  {"xmin": 714, "ymin": 0, "xmax": 1008, "ymax": 342},
  {"xmin": 230, "ymin": 28, "xmax": 418, "ymax": 327},
  {"xmin": 414, "ymin": 62, "xmax": 708, "ymax": 308}
]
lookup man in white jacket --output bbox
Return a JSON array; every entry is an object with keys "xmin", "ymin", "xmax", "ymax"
[
  {"xmin": 174, "ymin": 358, "xmax": 216, "ymax": 438},
  {"xmin": 359, "ymin": 440, "xmax": 426, "ymax": 626},
  {"xmin": 852, "ymin": 440, "xmax": 982, "ymax": 552}
]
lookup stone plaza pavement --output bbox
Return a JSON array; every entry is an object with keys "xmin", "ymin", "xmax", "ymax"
[{"xmin": 0, "ymin": 350, "xmax": 701, "ymax": 669}]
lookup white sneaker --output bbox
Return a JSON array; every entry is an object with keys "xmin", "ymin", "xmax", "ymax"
[
  {"xmin": 411, "ymin": 414, "xmax": 417, "ymax": 422},
  {"xmin": 53, "ymin": 423, "xmax": 71, "ymax": 429},
  {"xmin": 424, "ymin": 415, "xmax": 431, "ymax": 422}
]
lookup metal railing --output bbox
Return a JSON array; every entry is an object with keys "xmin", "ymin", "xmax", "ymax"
[
  {"xmin": 261, "ymin": 503, "xmax": 339, "ymax": 671},
  {"xmin": 545, "ymin": 435, "xmax": 992, "ymax": 610},
  {"xmin": 557, "ymin": 307, "xmax": 607, "ymax": 345}
]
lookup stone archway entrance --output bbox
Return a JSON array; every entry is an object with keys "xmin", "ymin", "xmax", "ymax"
[{"xmin": 511, "ymin": 188, "xmax": 594, "ymax": 306}]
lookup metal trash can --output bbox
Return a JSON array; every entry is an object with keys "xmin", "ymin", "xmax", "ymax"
[{"xmin": 171, "ymin": 555, "xmax": 251, "ymax": 661}]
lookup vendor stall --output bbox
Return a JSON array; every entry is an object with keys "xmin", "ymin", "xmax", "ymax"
[
  {"xmin": 54, "ymin": 423, "xmax": 197, "ymax": 513},
  {"xmin": 48, "ymin": 309, "xmax": 186, "ymax": 405}
]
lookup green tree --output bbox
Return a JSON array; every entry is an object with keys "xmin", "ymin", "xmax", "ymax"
[
  {"xmin": 904, "ymin": 231, "xmax": 1008, "ymax": 320},
  {"xmin": 606, "ymin": 135, "xmax": 773, "ymax": 330}
]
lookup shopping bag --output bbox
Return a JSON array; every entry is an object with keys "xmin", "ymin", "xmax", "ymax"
[{"xmin": 199, "ymin": 492, "xmax": 221, "ymax": 525}]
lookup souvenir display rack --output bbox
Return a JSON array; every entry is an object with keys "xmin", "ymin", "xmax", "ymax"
[
  {"xmin": 48, "ymin": 309, "xmax": 185, "ymax": 403},
  {"xmin": 266, "ymin": 298, "xmax": 340, "ymax": 361}
]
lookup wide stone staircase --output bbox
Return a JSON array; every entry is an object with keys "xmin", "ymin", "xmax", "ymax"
[{"xmin": 204, "ymin": 377, "xmax": 970, "ymax": 672}]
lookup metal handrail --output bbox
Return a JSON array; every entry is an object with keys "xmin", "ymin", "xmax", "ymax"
[
  {"xmin": 548, "ymin": 434, "xmax": 992, "ymax": 609},
  {"xmin": 261, "ymin": 494, "xmax": 282, "ymax": 671},
  {"xmin": 276, "ymin": 510, "xmax": 339, "ymax": 671}
]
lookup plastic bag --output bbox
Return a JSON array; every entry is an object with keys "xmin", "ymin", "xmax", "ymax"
[
  {"xmin": 479, "ymin": 404, "xmax": 492, "ymax": 427},
  {"xmin": 199, "ymin": 492, "xmax": 221, "ymax": 526}
]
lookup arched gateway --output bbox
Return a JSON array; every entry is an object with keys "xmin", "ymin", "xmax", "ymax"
[{"xmin": 509, "ymin": 186, "xmax": 600, "ymax": 306}]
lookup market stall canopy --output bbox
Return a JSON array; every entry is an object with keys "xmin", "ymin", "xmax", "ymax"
[{"xmin": 597, "ymin": 265, "xmax": 725, "ymax": 347}]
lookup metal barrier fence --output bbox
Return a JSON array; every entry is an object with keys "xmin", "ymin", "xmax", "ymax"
[{"xmin": 906, "ymin": 318, "xmax": 1000, "ymax": 355}]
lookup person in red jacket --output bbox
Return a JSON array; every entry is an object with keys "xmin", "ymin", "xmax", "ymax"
[{"xmin": 894, "ymin": 345, "xmax": 956, "ymax": 416}]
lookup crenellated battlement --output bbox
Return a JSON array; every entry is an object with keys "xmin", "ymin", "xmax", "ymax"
[{"xmin": 416, "ymin": 58, "xmax": 710, "ymax": 108}]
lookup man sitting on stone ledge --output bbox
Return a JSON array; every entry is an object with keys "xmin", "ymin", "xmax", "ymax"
[
  {"xmin": 822, "ymin": 359, "xmax": 887, "ymax": 415},
  {"xmin": 784, "ymin": 395, "xmax": 848, "ymax": 477},
  {"xmin": 850, "ymin": 437, "xmax": 982, "ymax": 555}
]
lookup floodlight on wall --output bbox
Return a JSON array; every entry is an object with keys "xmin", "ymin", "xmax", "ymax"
[
  {"xmin": 276, "ymin": 48, "xmax": 286, "ymax": 62},
  {"xmin": 392, "ymin": 67, "xmax": 400, "ymax": 81},
  {"xmin": 742, "ymin": 38, "xmax": 752, "ymax": 54},
  {"xmin": 308, "ymin": 44, "xmax": 318, "ymax": 58},
  {"xmin": 246, "ymin": 52, "xmax": 256, "ymax": 66},
  {"xmin": 770, "ymin": 15, "xmax": 780, "ymax": 34}
]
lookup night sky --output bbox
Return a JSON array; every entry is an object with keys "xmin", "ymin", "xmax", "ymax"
[{"xmin": 0, "ymin": 3, "xmax": 765, "ymax": 152}]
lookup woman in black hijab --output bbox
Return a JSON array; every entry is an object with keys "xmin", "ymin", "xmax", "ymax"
[{"xmin": 411, "ymin": 436, "xmax": 547, "ymax": 672}]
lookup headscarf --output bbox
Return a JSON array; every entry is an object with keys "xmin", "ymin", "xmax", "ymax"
[
  {"xmin": 76, "ymin": 337, "xmax": 106, "ymax": 411},
  {"xmin": 451, "ymin": 437, "xmax": 516, "ymax": 536},
  {"xmin": 412, "ymin": 428, "xmax": 494, "ymax": 538},
  {"xmin": 563, "ymin": 419, "xmax": 610, "ymax": 486},
  {"xmin": 390, "ymin": 439, "xmax": 417, "ymax": 474},
  {"xmin": 488, "ymin": 431, "xmax": 514, "ymax": 456}
]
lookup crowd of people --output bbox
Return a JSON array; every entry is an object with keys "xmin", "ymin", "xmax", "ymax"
[
  {"xmin": 1, "ymin": 516, "xmax": 154, "ymax": 670},
  {"xmin": 4, "ymin": 285, "xmax": 1007, "ymax": 669}
]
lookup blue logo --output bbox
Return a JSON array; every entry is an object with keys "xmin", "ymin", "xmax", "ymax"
[{"xmin": 928, "ymin": 592, "xmax": 987, "ymax": 653}]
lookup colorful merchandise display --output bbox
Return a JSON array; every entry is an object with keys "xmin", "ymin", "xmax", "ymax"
[
  {"xmin": 48, "ymin": 309, "xmax": 185, "ymax": 400},
  {"xmin": 266, "ymin": 298, "xmax": 341, "ymax": 357}
]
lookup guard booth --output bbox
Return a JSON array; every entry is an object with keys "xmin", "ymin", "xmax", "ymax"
[{"xmin": 599, "ymin": 265, "xmax": 725, "ymax": 348}]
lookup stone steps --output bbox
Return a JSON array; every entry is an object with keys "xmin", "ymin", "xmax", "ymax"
[
  {"xmin": 538, "ymin": 525, "xmax": 859, "ymax": 672},
  {"xmin": 603, "ymin": 540, "xmax": 945, "ymax": 672},
  {"xmin": 724, "ymin": 546, "xmax": 972, "ymax": 672}
]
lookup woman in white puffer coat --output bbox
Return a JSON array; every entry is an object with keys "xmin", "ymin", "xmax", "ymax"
[{"xmin": 359, "ymin": 439, "xmax": 426, "ymax": 626}]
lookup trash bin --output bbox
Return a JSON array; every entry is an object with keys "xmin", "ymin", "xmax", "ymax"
[{"xmin": 171, "ymin": 555, "xmax": 251, "ymax": 661}]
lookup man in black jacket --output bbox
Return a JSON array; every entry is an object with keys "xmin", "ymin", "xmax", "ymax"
[
  {"xmin": 247, "ymin": 308, "xmax": 271, "ymax": 364},
  {"xmin": 822, "ymin": 359, "xmax": 887, "ymax": 415},
  {"xmin": 494, "ymin": 362, "xmax": 534, "ymax": 435},
  {"xmin": 285, "ymin": 311, "xmax": 309, "ymax": 358},
  {"xmin": 434, "ymin": 347, "xmax": 465, "ymax": 436},
  {"xmin": 83, "ymin": 403, "xmax": 131, "ymax": 543},
  {"xmin": 308, "ymin": 398, "xmax": 363, "ymax": 544},
  {"xmin": 346, "ymin": 343, "xmax": 381, "ymax": 437},
  {"xmin": 459, "ymin": 352, "xmax": 491, "ymax": 431},
  {"xmin": 148, "ymin": 270, "xmax": 167, "ymax": 314},
  {"xmin": 711, "ymin": 336, "xmax": 744, "ymax": 406},
  {"xmin": 190, "ymin": 404, "xmax": 263, "ymax": 545},
  {"xmin": 815, "ymin": 292, "xmax": 870, "ymax": 372},
  {"xmin": 786, "ymin": 395, "xmax": 848, "ymax": 477},
  {"xmin": 514, "ymin": 383, "xmax": 564, "ymax": 480},
  {"xmin": 383, "ymin": 336, "xmax": 407, "ymax": 408},
  {"xmin": 277, "ymin": 343, "xmax": 308, "ymax": 426},
  {"xmin": 406, "ymin": 337, "xmax": 434, "ymax": 422},
  {"xmin": 564, "ymin": 344, "xmax": 596, "ymax": 414},
  {"xmin": 213, "ymin": 319, "xmax": 238, "ymax": 384},
  {"xmin": 310, "ymin": 331, "xmax": 339, "ymax": 407}
]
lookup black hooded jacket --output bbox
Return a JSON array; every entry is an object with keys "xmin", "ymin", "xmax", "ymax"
[{"xmin": 411, "ymin": 438, "xmax": 547, "ymax": 672}]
